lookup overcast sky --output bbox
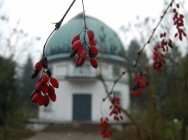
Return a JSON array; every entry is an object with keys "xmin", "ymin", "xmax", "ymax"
[
  {"xmin": 2, "ymin": 0, "xmax": 188, "ymax": 63},
  {"xmin": 5, "ymin": 0, "xmax": 165, "ymax": 36}
]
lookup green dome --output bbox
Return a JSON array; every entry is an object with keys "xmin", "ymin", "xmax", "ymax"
[{"xmin": 45, "ymin": 13, "xmax": 125, "ymax": 62}]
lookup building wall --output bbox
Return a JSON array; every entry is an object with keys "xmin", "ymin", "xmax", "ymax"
[{"xmin": 39, "ymin": 60, "xmax": 129, "ymax": 123}]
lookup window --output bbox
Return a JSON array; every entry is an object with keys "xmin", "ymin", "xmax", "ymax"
[
  {"xmin": 113, "ymin": 91, "xmax": 122, "ymax": 99},
  {"xmin": 113, "ymin": 66, "xmax": 120, "ymax": 78}
]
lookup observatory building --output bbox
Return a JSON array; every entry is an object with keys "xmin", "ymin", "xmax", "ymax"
[{"xmin": 38, "ymin": 14, "xmax": 129, "ymax": 123}]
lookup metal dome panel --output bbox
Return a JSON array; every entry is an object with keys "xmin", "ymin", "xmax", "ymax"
[{"xmin": 45, "ymin": 14, "xmax": 125, "ymax": 62}]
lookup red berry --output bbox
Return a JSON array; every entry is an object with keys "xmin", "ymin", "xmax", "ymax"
[
  {"xmin": 35, "ymin": 81, "xmax": 42, "ymax": 92},
  {"xmin": 72, "ymin": 40, "xmax": 82, "ymax": 50},
  {"xmin": 89, "ymin": 39, "xmax": 96, "ymax": 46},
  {"xmin": 76, "ymin": 57, "xmax": 85, "ymax": 67},
  {"xmin": 90, "ymin": 57, "xmax": 98, "ymax": 68},
  {"xmin": 87, "ymin": 30, "xmax": 95, "ymax": 40},
  {"xmin": 43, "ymin": 95, "xmax": 50, "ymax": 107},
  {"xmin": 72, "ymin": 35, "xmax": 80, "ymax": 44},
  {"xmin": 42, "ymin": 84, "xmax": 49, "ymax": 93},
  {"xmin": 50, "ymin": 93, "xmax": 56, "ymax": 102},
  {"xmin": 41, "ymin": 73, "xmax": 49, "ymax": 84},
  {"xmin": 50, "ymin": 77, "xmax": 59, "ymax": 88},
  {"xmin": 32, "ymin": 93, "xmax": 41, "ymax": 103},
  {"xmin": 48, "ymin": 85, "xmax": 56, "ymax": 99},
  {"xmin": 38, "ymin": 96, "xmax": 44, "ymax": 106},
  {"xmin": 79, "ymin": 50, "xmax": 87, "ymax": 59},
  {"xmin": 34, "ymin": 61, "xmax": 43, "ymax": 71},
  {"xmin": 90, "ymin": 45, "xmax": 98, "ymax": 56},
  {"xmin": 77, "ymin": 46, "xmax": 84, "ymax": 56}
]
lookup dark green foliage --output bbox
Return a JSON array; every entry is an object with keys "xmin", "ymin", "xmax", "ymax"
[
  {"xmin": 18, "ymin": 56, "xmax": 38, "ymax": 117},
  {"xmin": 19, "ymin": 56, "xmax": 35, "ymax": 104},
  {"xmin": 0, "ymin": 56, "xmax": 17, "ymax": 126}
]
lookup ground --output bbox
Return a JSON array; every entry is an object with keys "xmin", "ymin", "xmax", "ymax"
[{"xmin": 23, "ymin": 132, "xmax": 110, "ymax": 140}]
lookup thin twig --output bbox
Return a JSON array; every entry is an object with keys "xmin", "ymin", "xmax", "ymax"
[
  {"xmin": 99, "ymin": 0, "xmax": 175, "ymax": 136},
  {"xmin": 98, "ymin": 74, "xmax": 140, "ymax": 130},
  {"xmin": 55, "ymin": 0, "xmax": 77, "ymax": 30},
  {"xmin": 107, "ymin": 0, "xmax": 175, "ymax": 95},
  {"xmin": 42, "ymin": 0, "xmax": 77, "ymax": 57}
]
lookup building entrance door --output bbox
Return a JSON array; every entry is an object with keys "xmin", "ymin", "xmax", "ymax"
[{"xmin": 73, "ymin": 94, "xmax": 91, "ymax": 121}]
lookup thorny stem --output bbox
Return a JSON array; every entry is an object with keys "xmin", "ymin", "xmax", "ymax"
[
  {"xmin": 81, "ymin": 0, "xmax": 87, "ymax": 28},
  {"xmin": 107, "ymin": 0, "xmax": 175, "ymax": 97},
  {"xmin": 81, "ymin": 0, "xmax": 88, "ymax": 50},
  {"xmin": 42, "ymin": 0, "xmax": 77, "ymax": 57},
  {"xmin": 98, "ymin": 75, "xmax": 140, "ymax": 133},
  {"xmin": 99, "ymin": 0, "xmax": 175, "ymax": 136}
]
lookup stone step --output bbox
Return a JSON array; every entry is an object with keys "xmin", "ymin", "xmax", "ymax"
[{"xmin": 43, "ymin": 123, "xmax": 100, "ymax": 133}]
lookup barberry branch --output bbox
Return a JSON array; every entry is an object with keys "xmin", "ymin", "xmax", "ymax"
[
  {"xmin": 42, "ymin": 0, "xmax": 77, "ymax": 57},
  {"xmin": 107, "ymin": 0, "xmax": 175, "ymax": 96},
  {"xmin": 98, "ymin": 74, "xmax": 141, "ymax": 136}
]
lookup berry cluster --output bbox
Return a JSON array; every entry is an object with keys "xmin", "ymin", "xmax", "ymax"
[
  {"xmin": 100, "ymin": 117, "xmax": 112, "ymax": 139},
  {"xmin": 109, "ymin": 97, "xmax": 123, "ymax": 121},
  {"xmin": 100, "ymin": 97, "xmax": 123, "ymax": 138},
  {"xmin": 153, "ymin": 44, "xmax": 166, "ymax": 73},
  {"xmin": 31, "ymin": 57, "xmax": 59, "ymax": 107},
  {"xmin": 70, "ymin": 29, "xmax": 99, "ymax": 68},
  {"xmin": 131, "ymin": 73, "xmax": 149, "ymax": 96},
  {"xmin": 173, "ymin": 4, "xmax": 187, "ymax": 41},
  {"xmin": 152, "ymin": 30, "xmax": 175, "ymax": 73}
]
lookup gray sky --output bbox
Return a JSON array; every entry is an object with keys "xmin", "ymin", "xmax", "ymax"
[{"xmin": 2, "ymin": 0, "xmax": 188, "ymax": 63}]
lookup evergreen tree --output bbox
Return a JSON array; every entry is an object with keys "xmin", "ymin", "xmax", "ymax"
[
  {"xmin": 19, "ymin": 56, "xmax": 37, "ymax": 107},
  {"xmin": 17, "ymin": 55, "xmax": 38, "ymax": 118},
  {"xmin": 0, "ymin": 56, "xmax": 17, "ymax": 126}
]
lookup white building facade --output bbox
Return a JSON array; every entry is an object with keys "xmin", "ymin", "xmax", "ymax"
[{"xmin": 38, "ymin": 14, "xmax": 130, "ymax": 123}]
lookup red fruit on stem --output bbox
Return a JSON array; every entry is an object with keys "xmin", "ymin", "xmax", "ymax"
[
  {"xmin": 77, "ymin": 46, "xmax": 84, "ymax": 56},
  {"xmin": 38, "ymin": 95, "xmax": 44, "ymax": 106},
  {"xmin": 50, "ymin": 77, "xmax": 59, "ymax": 88},
  {"xmin": 90, "ymin": 57, "xmax": 98, "ymax": 68},
  {"xmin": 72, "ymin": 35, "xmax": 80, "ymax": 44},
  {"xmin": 32, "ymin": 93, "xmax": 41, "ymax": 103},
  {"xmin": 41, "ymin": 73, "xmax": 49, "ymax": 84},
  {"xmin": 89, "ymin": 39, "xmax": 96, "ymax": 46},
  {"xmin": 50, "ymin": 93, "xmax": 56, "ymax": 102},
  {"xmin": 35, "ymin": 61, "xmax": 43, "ymax": 71},
  {"xmin": 48, "ymin": 85, "xmax": 56, "ymax": 99},
  {"xmin": 42, "ymin": 84, "xmax": 49, "ymax": 93},
  {"xmin": 79, "ymin": 50, "xmax": 87, "ymax": 59},
  {"xmin": 87, "ymin": 30, "xmax": 94, "ymax": 40},
  {"xmin": 35, "ymin": 81, "xmax": 42, "ymax": 92},
  {"xmin": 90, "ymin": 45, "xmax": 98, "ymax": 56},
  {"xmin": 72, "ymin": 40, "xmax": 82, "ymax": 50},
  {"xmin": 43, "ymin": 95, "xmax": 50, "ymax": 107},
  {"xmin": 76, "ymin": 57, "xmax": 85, "ymax": 67}
]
